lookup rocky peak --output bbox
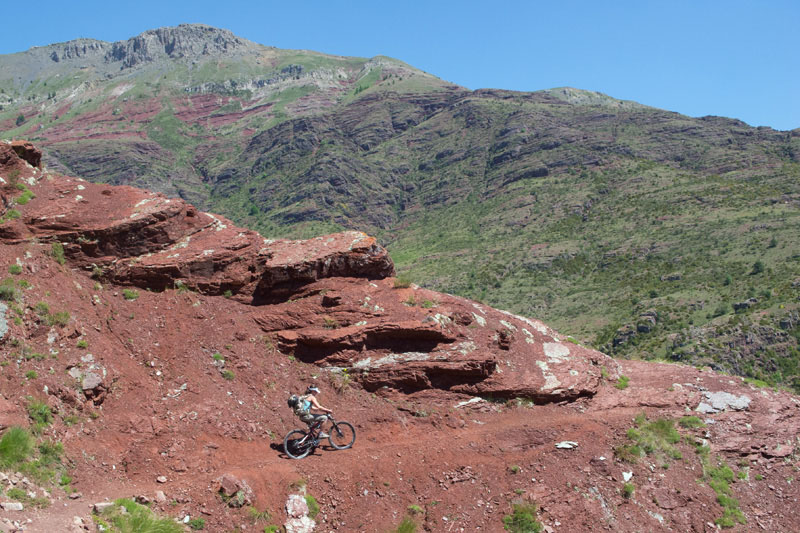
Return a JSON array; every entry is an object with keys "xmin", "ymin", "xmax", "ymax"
[
  {"xmin": 103, "ymin": 24, "xmax": 247, "ymax": 69},
  {"xmin": 48, "ymin": 38, "xmax": 107, "ymax": 63}
]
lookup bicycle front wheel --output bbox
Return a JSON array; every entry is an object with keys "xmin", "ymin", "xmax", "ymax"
[
  {"xmin": 328, "ymin": 421, "xmax": 356, "ymax": 450},
  {"xmin": 284, "ymin": 430, "xmax": 312, "ymax": 459}
]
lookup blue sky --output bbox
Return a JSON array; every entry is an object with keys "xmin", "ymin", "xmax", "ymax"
[{"xmin": 2, "ymin": 0, "xmax": 797, "ymax": 130}]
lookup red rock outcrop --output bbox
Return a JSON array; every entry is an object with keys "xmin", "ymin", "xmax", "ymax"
[{"xmin": 1, "ymin": 142, "xmax": 613, "ymax": 402}]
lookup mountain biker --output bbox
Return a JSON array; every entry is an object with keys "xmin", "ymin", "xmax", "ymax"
[{"xmin": 294, "ymin": 385, "xmax": 333, "ymax": 438}]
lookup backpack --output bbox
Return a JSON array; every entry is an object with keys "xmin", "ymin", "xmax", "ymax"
[{"xmin": 291, "ymin": 394, "xmax": 310, "ymax": 416}]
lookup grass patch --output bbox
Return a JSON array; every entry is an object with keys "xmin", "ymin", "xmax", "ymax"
[
  {"xmin": 221, "ymin": 370, "xmax": 235, "ymax": 380},
  {"xmin": 392, "ymin": 516, "xmax": 417, "ymax": 533},
  {"xmin": 304, "ymin": 494, "xmax": 319, "ymax": 519},
  {"xmin": 188, "ymin": 517, "xmax": 205, "ymax": 530},
  {"xmin": 0, "ymin": 209, "xmax": 21, "ymax": 224},
  {"xmin": 0, "ymin": 278, "xmax": 18, "ymax": 301},
  {"xmin": 97, "ymin": 498, "xmax": 184, "ymax": 533},
  {"xmin": 0, "ymin": 426, "xmax": 66, "ymax": 486},
  {"xmin": 502, "ymin": 502, "xmax": 542, "ymax": 533},
  {"xmin": 0, "ymin": 427, "xmax": 34, "ymax": 468},
  {"xmin": 393, "ymin": 276, "xmax": 412, "ymax": 289},
  {"xmin": 77, "ymin": 339, "xmax": 88, "ymax": 349},
  {"xmin": 46, "ymin": 310, "xmax": 70, "ymax": 327},
  {"xmin": 27, "ymin": 398, "xmax": 53, "ymax": 426},
  {"xmin": 706, "ymin": 460, "xmax": 746, "ymax": 528},
  {"xmin": 614, "ymin": 375, "xmax": 630, "ymax": 389},
  {"xmin": 246, "ymin": 506, "xmax": 271, "ymax": 523},
  {"xmin": 122, "ymin": 289, "xmax": 139, "ymax": 300},
  {"xmin": 616, "ymin": 414, "xmax": 682, "ymax": 466},
  {"xmin": 679, "ymin": 415, "xmax": 706, "ymax": 429},
  {"xmin": 50, "ymin": 242, "xmax": 65, "ymax": 265},
  {"xmin": 8, "ymin": 264, "xmax": 22, "ymax": 275}
]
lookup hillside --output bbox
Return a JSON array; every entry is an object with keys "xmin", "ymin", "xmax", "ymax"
[
  {"xmin": 2, "ymin": 141, "xmax": 800, "ymax": 532},
  {"xmin": 1, "ymin": 26, "xmax": 800, "ymax": 392}
]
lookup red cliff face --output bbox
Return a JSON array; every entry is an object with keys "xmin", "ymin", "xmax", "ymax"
[{"xmin": 1, "ymin": 143, "xmax": 799, "ymax": 532}]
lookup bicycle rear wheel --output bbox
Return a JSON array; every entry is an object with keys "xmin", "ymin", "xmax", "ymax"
[
  {"xmin": 284, "ymin": 429, "xmax": 312, "ymax": 459},
  {"xmin": 328, "ymin": 421, "xmax": 356, "ymax": 450}
]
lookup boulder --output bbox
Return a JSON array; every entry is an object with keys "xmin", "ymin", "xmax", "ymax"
[
  {"xmin": 10, "ymin": 141, "xmax": 42, "ymax": 168},
  {"xmin": 1, "ymin": 501, "xmax": 24, "ymax": 511},
  {"xmin": 696, "ymin": 391, "xmax": 751, "ymax": 414},
  {"xmin": 216, "ymin": 474, "xmax": 253, "ymax": 508}
]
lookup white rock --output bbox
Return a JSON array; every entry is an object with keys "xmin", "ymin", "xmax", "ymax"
[
  {"xmin": 1, "ymin": 502, "xmax": 24, "ymax": 511},
  {"xmin": 555, "ymin": 441, "xmax": 579, "ymax": 449},
  {"xmin": 93, "ymin": 502, "xmax": 114, "ymax": 513},
  {"xmin": 622, "ymin": 472, "xmax": 633, "ymax": 482}
]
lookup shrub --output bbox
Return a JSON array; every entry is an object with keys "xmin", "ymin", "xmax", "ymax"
[
  {"xmin": 751, "ymin": 260, "xmax": 765, "ymax": 275},
  {"xmin": 407, "ymin": 504, "xmax": 424, "ymax": 515},
  {"xmin": 223, "ymin": 289, "xmax": 233, "ymax": 298},
  {"xmin": 502, "ymin": 502, "xmax": 542, "ymax": 533},
  {"xmin": 712, "ymin": 303, "xmax": 730, "ymax": 317},
  {"xmin": 509, "ymin": 465, "xmax": 521, "ymax": 474},
  {"xmin": 15, "ymin": 114, "xmax": 24, "ymax": 126},
  {"xmin": 212, "ymin": 352, "xmax": 224, "ymax": 361},
  {"xmin": 0, "ymin": 427, "xmax": 34, "ymax": 468},
  {"xmin": 393, "ymin": 276, "xmax": 412, "ymax": 289},
  {"xmin": 122, "ymin": 289, "xmax": 139, "ymax": 300},
  {"xmin": 188, "ymin": 517, "xmax": 205, "ymax": 530},
  {"xmin": 34, "ymin": 301, "xmax": 50, "ymax": 315},
  {"xmin": 51, "ymin": 242, "xmax": 65, "ymax": 265},
  {"xmin": 77, "ymin": 339, "xmax": 88, "ymax": 349},
  {"xmin": 221, "ymin": 370, "xmax": 235, "ymax": 380},
  {"xmin": 89, "ymin": 264, "xmax": 105, "ymax": 279},
  {"xmin": 0, "ymin": 278, "xmax": 18, "ymax": 301},
  {"xmin": 8, "ymin": 264, "xmax": 22, "ymax": 275},
  {"xmin": 622, "ymin": 482, "xmax": 635, "ymax": 499},
  {"xmin": 615, "ymin": 375, "xmax": 630, "ymax": 389},
  {"xmin": 25, "ymin": 370, "xmax": 38, "ymax": 379}
]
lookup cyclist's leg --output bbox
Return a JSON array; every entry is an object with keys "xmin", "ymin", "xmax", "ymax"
[{"xmin": 313, "ymin": 414, "xmax": 329, "ymax": 437}]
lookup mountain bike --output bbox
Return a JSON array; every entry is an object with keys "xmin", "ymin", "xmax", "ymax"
[{"xmin": 283, "ymin": 414, "xmax": 356, "ymax": 459}]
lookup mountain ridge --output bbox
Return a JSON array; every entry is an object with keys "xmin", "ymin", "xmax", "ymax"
[{"xmin": 1, "ymin": 26, "xmax": 799, "ymax": 394}]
